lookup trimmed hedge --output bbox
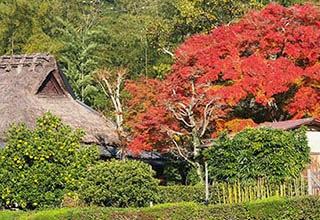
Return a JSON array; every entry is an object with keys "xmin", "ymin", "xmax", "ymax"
[
  {"xmin": 158, "ymin": 185, "xmax": 208, "ymax": 204},
  {"xmin": 2, "ymin": 196, "xmax": 320, "ymax": 220}
]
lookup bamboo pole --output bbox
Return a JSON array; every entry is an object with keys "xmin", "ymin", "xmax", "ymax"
[
  {"xmin": 217, "ymin": 184, "xmax": 221, "ymax": 204},
  {"xmin": 228, "ymin": 183, "xmax": 233, "ymax": 204},
  {"xmin": 238, "ymin": 181, "xmax": 241, "ymax": 203},
  {"xmin": 222, "ymin": 183, "xmax": 226, "ymax": 204},
  {"xmin": 233, "ymin": 183, "xmax": 237, "ymax": 203}
]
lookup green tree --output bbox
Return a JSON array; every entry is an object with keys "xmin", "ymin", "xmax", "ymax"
[
  {"xmin": 0, "ymin": 0, "xmax": 62, "ymax": 55},
  {"xmin": 56, "ymin": 18, "xmax": 102, "ymax": 104},
  {"xmin": 202, "ymin": 127, "xmax": 310, "ymax": 183}
]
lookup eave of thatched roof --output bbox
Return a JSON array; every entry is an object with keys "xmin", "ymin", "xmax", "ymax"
[{"xmin": 0, "ymin": 53, "xmax": 119, "ymax": 145}]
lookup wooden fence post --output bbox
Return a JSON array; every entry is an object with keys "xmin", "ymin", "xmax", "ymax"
[
  {"xmin": 308, "ymin": 169, "xmax": 313, "ymax": 195},
  {"xmin": 205, "ymin": 162, "xmax": 209, "ymax": 206}
]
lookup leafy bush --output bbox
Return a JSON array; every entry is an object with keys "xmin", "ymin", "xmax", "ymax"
[
  {"xmin": 0, "ymin": 112, "xmax": 99, "ymax": 209},
  {"xmin": 162, "ymin": 161, "xmax": 200, "ymax": 186},
  {"xmin": 162, "ymin": 161, "xmax": 186, "ymax": 186},
  {"xmin": 186, "ymin": 167, "xmax": 202, "ymax": 185},
  {"xmin": 80, "ymin": 159, "xmax": 159, "ymax": 208},
  {"xmin": 203, "ymin": 127, "xmax": 310, "ymax": 183}
]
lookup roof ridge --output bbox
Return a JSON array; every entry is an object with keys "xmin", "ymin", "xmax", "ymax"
[{"xmin": 0, "ymin": 53, "xmax": 52, "ymax": 65}]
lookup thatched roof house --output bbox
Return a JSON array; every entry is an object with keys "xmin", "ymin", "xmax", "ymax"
[{"xmin": 0, "ymin": 53, "xmax": 118, "ymax": 146}]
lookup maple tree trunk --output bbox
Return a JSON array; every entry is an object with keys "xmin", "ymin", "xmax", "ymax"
[{"xmin": 116, "ymin": 112, "xmax": 123, "ymax": 132}]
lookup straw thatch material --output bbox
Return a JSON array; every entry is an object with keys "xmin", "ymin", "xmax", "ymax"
[{"xmin": 0, "ymin": 53, "xmax": 119, "ymax": 145}]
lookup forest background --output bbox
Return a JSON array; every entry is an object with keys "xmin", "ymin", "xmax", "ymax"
[{"xmin": 0, "ymin": 0, "xmax": 316, "ymax": 107}]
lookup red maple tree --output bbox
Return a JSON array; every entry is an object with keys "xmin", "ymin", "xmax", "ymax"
[{"xmin": 124, "ymin": 3, "xmax": 320, "ymax": 180}]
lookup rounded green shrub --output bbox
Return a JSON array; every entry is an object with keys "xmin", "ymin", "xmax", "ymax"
[
  {"xmin": 0, "ymin": 112, "xmax": 99, "ymax": 209},
  {"xmin": 80, "ymin": 159, "xmax": 159, "ymax": 207}
]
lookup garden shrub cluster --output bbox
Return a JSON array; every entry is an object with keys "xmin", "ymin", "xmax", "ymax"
[
  {"xmin": 80, "ymin": 159, "xmax": 159, "ymax": 208},
  {"xmin": 0, "ymin": 112, "xmax": 312, "ymax": 212},
  {"xmin": 0, "ymin": 112, "xmax": 99, "ymax": 209},
  {"xmin": 203, "ymin": 127, "xmax": 310, "ymax": 183}
]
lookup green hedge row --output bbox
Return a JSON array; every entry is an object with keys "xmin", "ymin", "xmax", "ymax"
[
  {"xmin": 2, "ymin": 196, "xmax": 320, "ymax": 220},
  {"xmin": 158, "ymin": 179, "xmax": 308, "ymax": 205}
]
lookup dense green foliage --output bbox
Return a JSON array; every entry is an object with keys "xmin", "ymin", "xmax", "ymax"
[
  {"xmin": 0, "ymin": 112, "xmax": 99, "ymax": 209},
  {"xmin": 80, "ymin": 159, "xmax": 159, "ymax": 208},
  {"xmin": 1, "ymin": 196, "xmax": 320, "ymax": 220},
  {"xmin": 162, "ymin": 161, "xmax": 203, "ymax": 185},
  {"xmin": 203, "ymin": 127, "xmax": 310, "ymax": 183}
]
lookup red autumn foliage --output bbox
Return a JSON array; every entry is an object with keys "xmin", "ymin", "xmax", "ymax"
[
  {"xmin": 124, "ymin": 79, "xmax": 180, "ymax": 153},
  {"xmin": 286, "ymin": 87, "xmax": 320, "ymax": 119},
  {"xmin": 125, "ymin": 3, "xmax": 320, "ymax": 155},
  {"xmin": 213, "ymin": 118, "xmax": 257, "ymax": 138},
  {"xmin": 173, "ymin": 2, "xmax": 320, "ymax": 117}
]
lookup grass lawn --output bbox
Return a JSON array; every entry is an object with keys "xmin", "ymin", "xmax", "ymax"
[{"xmin": 0, "ymin": 196, "xmax": 319, "ymax": 220}]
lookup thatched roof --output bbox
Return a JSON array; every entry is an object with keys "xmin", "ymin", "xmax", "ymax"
[{"xmin": 0, "ymin": 53, "xmax": 119, "ymax": 145}]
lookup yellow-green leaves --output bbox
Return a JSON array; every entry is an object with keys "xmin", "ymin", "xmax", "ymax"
[{"xmin": 0, "ymin": 112, "xmax": 99, "ymax": 209}]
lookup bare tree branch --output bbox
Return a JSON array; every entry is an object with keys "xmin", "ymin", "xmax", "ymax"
[
  {"xmin": 95, "ymin": 68, "xmax": 127, "ymax": 131},
  {"xmin": 171, "ymin": 136, "xmax": 196, "ymax": 167},
  {"xmin": 200, "ymin": 99, "xmax": 216, "ymax": 137},
  {"xmin": 162, "ymin": 47, "xmax": 174, "ymax": 57},
  {"xmin": 168, "ymin": 105, "xmax": 194, "ymax": 128}
]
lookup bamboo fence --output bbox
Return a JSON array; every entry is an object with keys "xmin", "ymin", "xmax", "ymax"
[{"xmin": 212, "ymin": 178, "xmax": 308, "ymax": 204}]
